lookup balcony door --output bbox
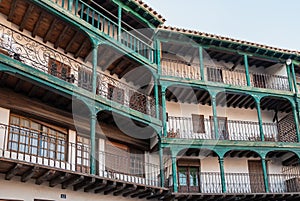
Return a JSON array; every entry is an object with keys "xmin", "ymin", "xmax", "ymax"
[
  {"xmin": 177, "ymin": 159, "xmax": 200, "ymax": 193},
  {"xmin": 248, "ymin": 160, "xmax": 265, "ymax": 193},
  {"xmin": 210, "ymin": 116, "xmax": 228, "ymax": 140}
]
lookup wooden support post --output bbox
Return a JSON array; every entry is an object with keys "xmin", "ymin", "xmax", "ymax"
[
  {"xmin": 211, "ymin": 95, "xmax": 219, "ymax": 139},
  {"xmin": 171, "ymin": 156, "xmax": 178, "ymax": 193},
  {"xmin": 291, "ymin": 63, "xmax": 298, "ymax": 94},
  {"xmin": 218, "ymin": 157, "xmax": 226, "ymax": 193},
  {"xmin": 90, "ymin": 111, "xmax": 97, "ymax": 175},
  {"xmin": 159, "ymin": 139, "xmax": 165, "ymax": 187},
  {"xmin": 154, "ymin": 78, "xmax": 160, "ymax": 119},
  {"xmin": 21, "ymin": 166, "xmax": 39, "ymax": 182},
  {"xmin": 244, "ymin": 54, "xmax": 251, "ymax": 86},
  {"xmin": 255, "ymin": 98, "xmax": 264, "ymax": 141},
  {"xmin": 286, "ymin": 64, "xmax": 293, "ymax": 91},
  {"xmin": 118, "ymin": 5, "xmax": 122, "ymax": 42},
  {"xmin": 261, "ymin": 158, "xmax": 269, "ymax": 193},
  {"xmin": 199, "ymin": 46, "xmax": 205, "ymax": 81},
  {"xmin": 291, "ymin": 101, "xmax": 300, "ymax": 142},
  {"xmin": 156, "ymin": 40, "xmax": 162, "ymax": 74},
  {"xmin": 92, "ymin": 44, "xmax": 98, "ymax": 95},
  {"xmin": 161, "ymin": 88, "xmax": 167, "ymax": 137}
]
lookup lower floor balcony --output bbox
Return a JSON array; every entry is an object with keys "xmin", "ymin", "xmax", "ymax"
[
  {"xmin": 0, "ymin": 123, "xmax": 160, "ymax": 188},
  {"xmin": 169, "ymin": 171, "xmax": 300, "ymax": 194},
  {"xmin": 167, "ymin": 115, "xmax": 297, "ymax": 142}
]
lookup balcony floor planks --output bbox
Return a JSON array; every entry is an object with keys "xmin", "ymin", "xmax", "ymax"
[{"xmin": 0, "ymin": 158, "xmax": 168, "ymax": 200}]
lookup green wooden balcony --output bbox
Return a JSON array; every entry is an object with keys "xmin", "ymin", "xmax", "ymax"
[
  {"xmin": 0, "ymin": 23, "xmax": 155, "ymax": 117},
  {"xmin": 166, "ymin": 116, "xmax": 297, "ymax": 143},
  {"xmin": 50, "ymin": 0, "xmax": 155, "ymax": 63},
  {"xmin": 166, "ymin": 171, "xmax": 300, "ymax": 194},
  {"xmin": 161, "ymin": 58, "xmax": 290, "ymax": 91},
  {"xmin": 0, "ymin": 123, "xmax": 160, "ymax": 187}
]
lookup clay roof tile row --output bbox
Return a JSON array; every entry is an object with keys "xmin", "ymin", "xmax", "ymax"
[{"xmin": 132, "ymin": 0, "xmax": 166, "ymax": 23}]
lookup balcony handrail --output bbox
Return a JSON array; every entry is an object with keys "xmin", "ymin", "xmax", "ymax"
[
  {"xmin": 161, "ymin": 58, "xmax": 200, "ymax": 67},
  {"xmin": 0, "ymin": 23, "xmax": 155, "ymax": 116},
  {"xmin": 204, "ymin": 64, "xmax": 246, "ymax": 73},
  {"xmin": 51, "ymin": 0, "xmax": 154, "ymax": 61},
  {"xmin": 0, "ymin": 123, "xmax": 160, "ymax": 186}
]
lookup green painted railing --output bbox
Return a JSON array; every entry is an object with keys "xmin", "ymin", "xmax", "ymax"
[{"xmin": 50, "ymin": 0, "xmax": 154, "ymax": 62}]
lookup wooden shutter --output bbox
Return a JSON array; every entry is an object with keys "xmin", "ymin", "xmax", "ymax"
[
  {"xmin": 107, "ymin": 84, "xmax": 125, "ymax": 104},
  {"xmin": 78, "ymin": 68, "xmax": 93, "ymax": 91},
  {"xmin": 192, "ymin": 114, "xmax": 205, "ymax": 133},
  {"xmin": 48, "ymin": 58, "xmax": 71, "ymax": 81}
]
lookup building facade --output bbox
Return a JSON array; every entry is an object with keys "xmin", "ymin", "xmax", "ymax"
[{"xmin": 0, "ymin": 0, "xmax": 300, "ymax": 201}]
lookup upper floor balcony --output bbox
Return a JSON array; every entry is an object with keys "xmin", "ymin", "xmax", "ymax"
[
  {"xmin": 50, "ymin": 0, "xmax": 157, "ymax": 63},
  {"xmin": 0, "ymin": 22, "xmax": 156, "ymax": 118},
  {"xmin": 160, "ymin": 42, "xmax": 292, "ymax": 93}
]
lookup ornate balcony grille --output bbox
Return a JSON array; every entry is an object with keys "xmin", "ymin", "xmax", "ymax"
[
  {"xmin": 0, "ymin": 24, "xmax": 155, "ymax": 117},
  {"xmin": 167, "ymin": 116, "xmax": 279, "ymax": 142}
]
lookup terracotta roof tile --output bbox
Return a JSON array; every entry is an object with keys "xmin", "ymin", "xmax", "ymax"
[
  {"xmin": 132, "ymin": 0, "xmax": 166, "ymax": 23},
  {"xmin": 159, "ymin": 25, "xmax": 300, "ymax": 56}
]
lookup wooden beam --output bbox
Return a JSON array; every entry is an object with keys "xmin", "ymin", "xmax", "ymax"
[
  {"xmin": 95, "ymin": 181, "xmax": 116, "ymax": 194},
  {"xmin": 74, "ymin": 40, "xmax": 87, "ymax": 58},
  {"xmin": 5, "ymin": 164, "xmax": 22, "ymax": 180},
  {"xmin": 54, "ymin": 25, "xmax": 69, "ymax": 49},
  {"xmin": 62, "ymin": 175, "xmax": 84, "ymax": 189},
  {"xmin": 14, "ymin": 79, "xmax": 24, "ymax": 92},
  {"xmin": 122, "ymin": 186, "xmax": 143, "ymax": 197},
  {"xmin": 43, "ymin": 18, "xmax": 58, "ymax": 43},
  {"xmin": 49, "ymin": 173, "xmax": 71, "ymax": 187},
  {"xmin": 36, "ymin": 170, "xmax": 56, "ymax": 185},
  {"xmin": 21, "ymin": 166, "xmax": 39, "ymax": 182},
  {"xmin": 104, "ymin": 182, "xmax": 124, "ymax": 195},
  {"xmin": 0, "ymin": 73, "xmax": 9, "ymax": 87},
  {"xmin": 19, "ymin": 5, "xmax": 34, "ymax": 31},
  {"xmin": 113, "ymin": 184, "xmax": 136, "ymax": 196},
  {"xmin": 32, "ymin": 12, "xmax": 45, "ymax": 38},
  {"xmin": 65, "ymin": 31, "xmax": 80, "ymax": 53},
  {"xmin": 231, "ymin": 57, "xmax": 243, "ymax": 71},
  {"xmin": 73, "ymin": 177, "xmax": 92, "ymax": 191},
  {"xmin": 8, "ymin": 0, "xmax": 17, "ymax": 22},
  {"xmin": 28, "ymin": 85, "xmax": 39, "ymax": 97},
  {"xmin": 84, "ymin": 179, "xmax": 105, "ymax": 192},
  {"xmin": 131, "ymin": 188, "xmax": 152, "ymax": 198}
]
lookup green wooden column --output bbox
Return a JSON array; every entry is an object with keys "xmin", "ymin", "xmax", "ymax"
[
  {"xmin": 158, "ymin": 139, "xmax": 165, "ymax": 187},
  {"xmin": 219, "ymin": 157, "xmax": 226, "ymax": 193},
  {"xmin": 211, "ymin": 95, "xmax": 219, "ymax": 139},
  {"xmin": 291, "ymin": 63, "xmax": 298, "ymax": 94},
  {"xmin": 156, "ymin": 40, "xmax": 162, "ymax": 75},
  {"xmin": 90, "ymin": 110, "xmax": 97, "ymax": 175},
  {"xmin": 255, "ymin": 97, "xmax": 264, "ymax": 141},
  {"xmin": 92, "ymin": 43, "xmax": 99, "ymax": 95},
  {"xmin": 117, "ymin": 5, "xmax": 122, "ymax": 42},
  {"xmin": 261, "ymin": 158, "xmax": 269, "ymax": 193},
  {"xmin": 244, "ymin": 54, "xmax": 251, "ymax": 86},
  {"xmin": 161, "ymin": 87, "xmax": 167, "ymax": 137},
  {"xmin": 154, "ymin": 78, "xmax": 160, "ymax": 119},
  {"xmin": 68, "ymin": 0, "xmax": 73, "ymax": 11},
  {"xmin": 291, "ymin": 101, "xmax": 300, "ymax": 142},
  {"xmin": 199, "ymin": 46, "xmax": 205, "ymax": 81},
  {"xmin": 171, "ymin": 156, "xmax": 178, "ymax": 192},
  {"xmin": 286, "ymin": 64, "xmax": 293, "ymax": 91}
]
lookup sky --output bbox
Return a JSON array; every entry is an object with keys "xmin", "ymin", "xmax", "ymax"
[{"xmin": 143, "ymin": 0, "xmax": 300, "ymax": 51}]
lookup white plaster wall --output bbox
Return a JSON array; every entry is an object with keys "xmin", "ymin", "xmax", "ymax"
[
  {"xmin": 0, "ymin": 176, "xmax": 142, "ymax": 201},
  {"xmin": 166, "ymin": 102, "xmax": 274, "ymax": 122},
  {"xmin": 201, "ymin": 157, "xmax": 219, "ymax": 172}
]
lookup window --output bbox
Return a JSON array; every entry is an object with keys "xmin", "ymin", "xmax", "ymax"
[
  {"xmin": 192, "ymin": 114, "xmax": 205, "ymax": 133},
  {"xmin": 78, "ymin": 67, "xmax": 93, "ymax": 91},
  {"xmin": 76, "ymin": 136, "xmax": 90, "ymax": 173},
  {"xmin": 210, "ymin": 116, "xmax": 228, "ymax": 140},
  {"xmin": 48, "ymin": 58, "xmax": 72, "ymax": 82},
  {"xmin": 8, "ymin": 115, "xmax": 67, "ymax": 161},
  {"xmin": 105, "ymin": 141, "xmax": 144, "ymax": 177},
  {"xmin": 107, "ymin": 84, "xmax": 125, "ymax": 104},
  {"xmin": 178, "ymin": 166, "xmax": 200, "ymax": 193}
]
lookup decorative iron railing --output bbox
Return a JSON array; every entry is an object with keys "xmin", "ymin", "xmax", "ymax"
[
  {"xmin": 50, "ymin": 0, "xmax": 154, "ymax": 62},
  {"xmin": 161, "ymin": 58, "xmax": 201, "ymax": 80},
  {"xmin": 0, "ymin": 23, "xmax": 155, "ymax": 117},
  {"xmin": 0, "ymin": 123, "xmax": 160, "ymax": 186},
  {"xmin": 167, "ymin": 116, "xmax": 279, "ymax": 142},
  {"xmin": 169, "ymin": 170, "xmax": 300, "ymax": 194},
  {"xmin": 250, "ymin": 72, "xmax": 290, "ymax": 91}
]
